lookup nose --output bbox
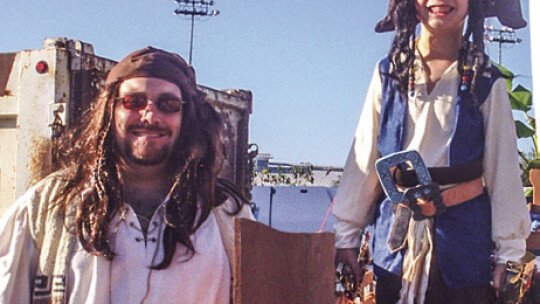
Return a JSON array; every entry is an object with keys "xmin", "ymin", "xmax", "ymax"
[{"xmin": 139, "ymin": 100, "xmax": 159, "ymax": 122}]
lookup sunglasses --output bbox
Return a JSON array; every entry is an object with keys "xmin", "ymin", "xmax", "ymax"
[{"xmin": 115, "ymin": 93, "xmax": 185, "ymax": 113}]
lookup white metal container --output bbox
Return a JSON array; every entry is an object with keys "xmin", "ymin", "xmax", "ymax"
[{"xmin": 0, "ymin": 38, "xmax": 252, "ymax": 216}]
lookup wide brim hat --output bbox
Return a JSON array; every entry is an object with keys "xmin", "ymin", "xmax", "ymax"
[{"xmin": 375, "ymin": 0, "xmax": 527, "ymax": 33}]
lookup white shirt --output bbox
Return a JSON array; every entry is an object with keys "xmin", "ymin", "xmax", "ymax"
[
  {"xmin": 332, "ymin": 60, "xmax": 531, "ymax": 264},
  {"xmin": 0, "ymin": 198, "xmax": 231, "ymax": 304}
]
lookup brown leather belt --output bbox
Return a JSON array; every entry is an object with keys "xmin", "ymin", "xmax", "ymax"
[
  {"xmin": 388, "ymin": 177, "xmax": 485, "ymax": 253},
  {"xmin": 440, "ymin": 177, "xmax": 484, "ymax": 207},
  {"xmin": 394, "ymin": 159, "xmax": 483, "ymax": 187},
  {"xmin": 400, "ymin": 177, "xmax": 484, "ymax": 217},
  {"xmin": 387, "ymin": 160, "xmax": 485, "ymax": 253}
]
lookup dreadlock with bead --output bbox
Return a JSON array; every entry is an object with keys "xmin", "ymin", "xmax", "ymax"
[
  {"xmin": 51, "ymin": 47, "xmax": 246, "ymax": 269},
  {"xmin": 383, "ymin": 0, "xmax": 489, "ymax": 100}
]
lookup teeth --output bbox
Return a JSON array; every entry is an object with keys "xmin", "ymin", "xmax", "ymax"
[
  {"xmin": 430, "ymin": 6, "xmax": 452, "ymax": 13},
  {"xmin": 133, "ymin": 131, "xmax": 163, "ymax": 138}
]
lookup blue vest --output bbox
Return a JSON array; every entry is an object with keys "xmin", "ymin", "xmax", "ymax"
[{"xmin": 373, "ymin": 57, "xmax": 500, "ymax": 288}]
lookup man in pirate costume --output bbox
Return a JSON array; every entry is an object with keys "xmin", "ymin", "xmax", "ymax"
[
  {"xmin": 0, "ymin": 47, "xmax": 253, "ymax": 303},
  {"xmin": 332, "ymin": 0, "xmax": 531, "ymax": 303}
]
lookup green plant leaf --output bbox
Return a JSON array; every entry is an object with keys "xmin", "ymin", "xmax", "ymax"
[
  {"xmin": 511, "ymin": 85, "xmax": 533, "ymax": 109},
  {"xmin": 516, "ymin": 121, "xmax": 535, "ymax": 138},
  {"xmin": 509, "ymin": 85, "xmax": 532, "ymax": 112},
  {"xmin": 510, "ymin": 94, "xmax": 529, "ymax": 111},
  {"xmin": 524, "ymin": 187, "xmax": 533, "ymax": 198},
  {"xmin": 529, "ymin": 158, "xmax": 540, "ymax": 169},
  {"xmin": 492, "ymin": 62, "xmax": 514, "ymax": 91}
]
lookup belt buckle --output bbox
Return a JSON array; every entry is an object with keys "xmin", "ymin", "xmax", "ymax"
[{"xmin": 375, "ymin": 150, "xmax": 445, "ymax": 220}]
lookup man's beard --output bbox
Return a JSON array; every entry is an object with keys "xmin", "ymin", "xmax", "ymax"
[
  {"xmin": 118, "ymin": 123, "xmax": 177, "ymax": 167},
  {"xmin": 124, "ymin": 141, "xmax": 170, "ymax": 166}
]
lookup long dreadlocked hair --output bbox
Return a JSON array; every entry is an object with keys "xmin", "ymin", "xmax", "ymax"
[
  {"xmin": 389, "ymin": 0, "xmax": 488, "ymax": 100},
  {"xmin": 52, "ymin": 81, "xmax": 246, "ymax": 269}
]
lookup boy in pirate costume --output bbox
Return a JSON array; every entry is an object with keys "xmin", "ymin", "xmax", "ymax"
[
  {"xmin": 332, "ymin": 0, "xmax": 530, "ymax": 303},
  {"xmin": 0, "ymin": 47, "xmax": 253, "ymax": 303}
]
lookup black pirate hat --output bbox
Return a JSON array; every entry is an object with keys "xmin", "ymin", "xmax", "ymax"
[{"xmin": 375, "ymin": 0, "xmax": 527, "ymax": 33}]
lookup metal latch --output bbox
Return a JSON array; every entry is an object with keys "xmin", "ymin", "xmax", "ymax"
[{"xmin": 48, "ymin": 103, "xmax": 67, "ymax": 127}]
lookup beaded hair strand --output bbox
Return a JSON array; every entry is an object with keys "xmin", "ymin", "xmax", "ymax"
[
  {"xmin": 76, "ymin": 82, "xmax": 122, "ymax": 259},
  {"xmin": 389, "ymin": 0, "xmax": 418, "ymax": 98},
  {"xmin": 389, "ymin": 0, "xmax": 489, "ymax": 101},
  {"xmin": 457, "ymin": 0, "xmax": 488, "ymax": 99}
]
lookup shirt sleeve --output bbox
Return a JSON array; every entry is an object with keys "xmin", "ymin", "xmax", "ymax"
[
  {"xmin": 481, "ymin": 77, "xmax": 531, "ymax": 264},
  {"xmin": 332, "ymin": 63, "xmax": 383, "ymax": 248},
  {"xmin": 0, "ymin": 197, "xmax": 39, "ymax": 304}
]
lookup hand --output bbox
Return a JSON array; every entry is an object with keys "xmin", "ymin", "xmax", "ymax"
[
  {"xmin": 335, "ymin": 248, "xmax": 364, "ymax": 291},
  {"xmin": 492, "ymin": 263, "xmax": 506, "ymax": 298}
]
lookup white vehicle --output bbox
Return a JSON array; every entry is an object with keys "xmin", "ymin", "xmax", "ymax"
[{"xmin": 0, "ymin": 38, "xmax": 253, "ymax": 216}]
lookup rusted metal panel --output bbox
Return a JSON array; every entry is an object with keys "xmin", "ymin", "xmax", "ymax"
[
  {"xmin": 67, "ymin": 54, "xmax": 116, "ymax": 128},
  {"xmin": 201, "ymin": 86, "xmax": 252, "ymax": 197},
  {"xmin": 43, "ymin": 38, "xmax": 116, "ymax": 131},
  {"xmin": 233, "ymin": 218, "xmax": 335, "ymax": 304}
]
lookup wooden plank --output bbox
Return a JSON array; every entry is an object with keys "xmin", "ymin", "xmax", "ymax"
[
  {"xmin": 233, "ymin": 218, "xmax": 335, "ymax": 304},
  {"xmin": 530, "ymin": 168, "xmax": 540, "ymax": 208}
]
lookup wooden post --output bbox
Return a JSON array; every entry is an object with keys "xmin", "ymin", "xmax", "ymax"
[
  {"xmin": 233, "ymin": 218, "xmax": 335, "ymax": 304},
  {"xmin": 530, "ymin": 169, "xmax": 540, "ymax": 212},
  {"xmin": 527, "ymin": 169, "xmax": 540, "ymax": 250}
]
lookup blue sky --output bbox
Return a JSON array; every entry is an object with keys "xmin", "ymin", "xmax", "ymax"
[{"xmin": 1, "ymin": 1, "xmax": 533, "ymax": 166}]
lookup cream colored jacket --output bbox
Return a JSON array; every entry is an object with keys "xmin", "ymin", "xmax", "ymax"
[{"xmin": 0, "ymin": 173, "xmax": 254, "ymax": 304}]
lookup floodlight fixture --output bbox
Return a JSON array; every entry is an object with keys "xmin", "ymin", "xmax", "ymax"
[{"xmin": 173, "ymin": 0, "xmax": 220, "ymax": 65}]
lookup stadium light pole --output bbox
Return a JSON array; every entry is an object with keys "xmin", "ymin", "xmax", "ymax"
[
  {"xmin": 173, "ymin": 0, "xmax": 220, "ymax": 65},
  {"xmin": 485, "ymin": 26, "xmax": 522, "ymax": 65}
]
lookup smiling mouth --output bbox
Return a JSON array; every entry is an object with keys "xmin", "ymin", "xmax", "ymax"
[
  {"xmin": 127, "ymin": 124, "xmax": 172, "ymax": 139},
  {"xmin": 428, "ymin": 5, "xmax": 454, "ymax": 14},
  {"xmin": 131, "ymin": 130, "xmax": 167, "ymax": 138}
]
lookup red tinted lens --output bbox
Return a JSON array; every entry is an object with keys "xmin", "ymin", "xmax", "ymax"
[
  {"xmin": 119, "ymin": 94, "xmax": 182, "ymax": 113},
  {"xmin": 156, "ymin": 97, "xmax": 183, "ymax": 112},
  {"xmin": 121, "ymin": 95, "xmax": 147, "ymax": 111}
]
